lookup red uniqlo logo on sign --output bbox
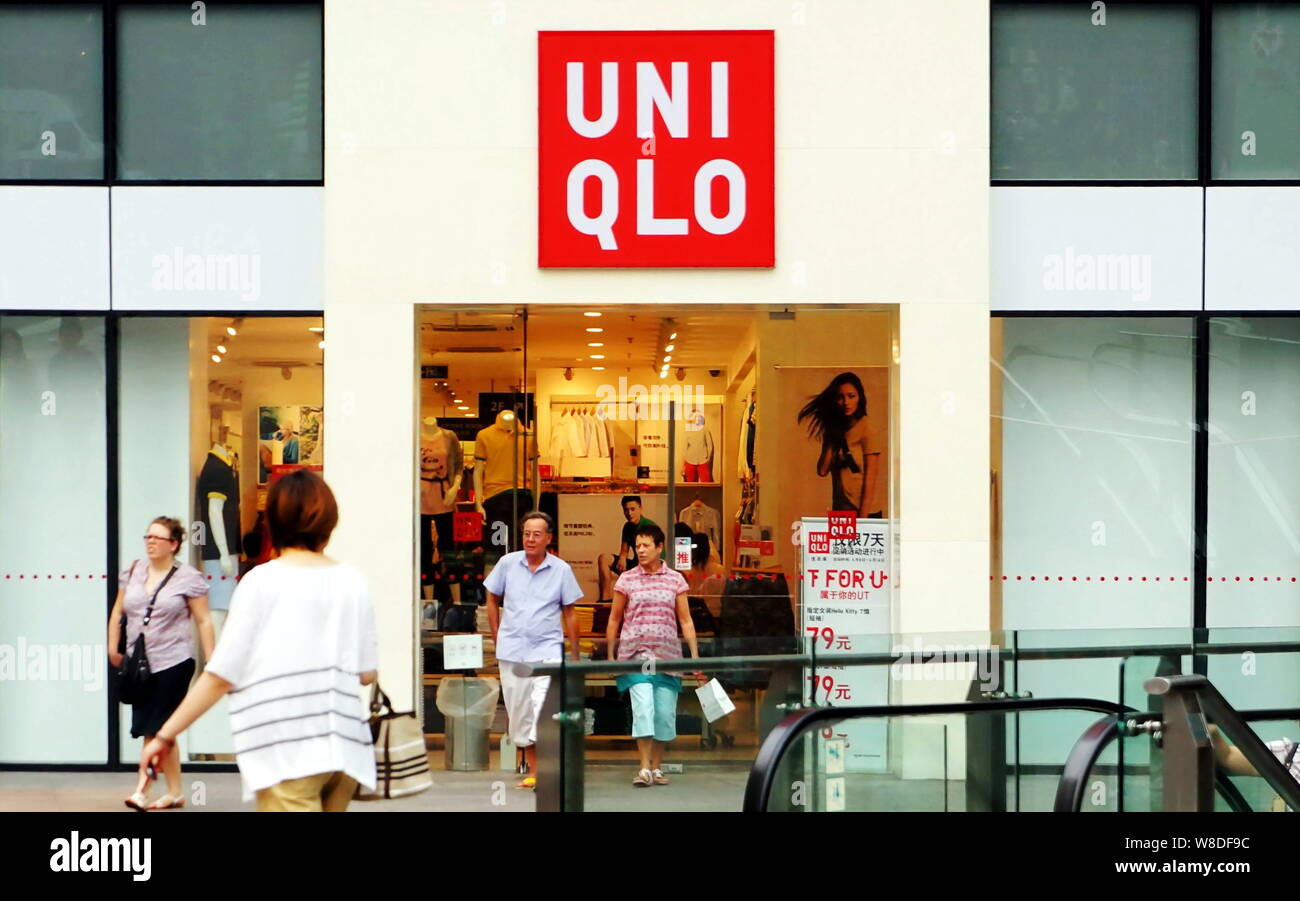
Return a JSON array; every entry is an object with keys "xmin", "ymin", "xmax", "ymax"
[
  {"xmin": 538, "ymin": 30, "xmax": 775, "ymax": 267},
  {"xmin": 828, "ymin": 512, "xmax": 858, "ymax": 540},
  {"xmin": 453, "ymin": 512, "xmax": 483, "ymax": 543},
  {"xmin": 808, "ymin": 532, "xmax": 831, "ymax": 554}
]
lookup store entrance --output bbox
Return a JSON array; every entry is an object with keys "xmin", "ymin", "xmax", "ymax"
[{"xmin": 416, "ymin": 304, "xmax": 896, "ymax": 778}]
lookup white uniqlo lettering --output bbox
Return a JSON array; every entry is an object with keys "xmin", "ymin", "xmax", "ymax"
[
  {"xmin": 636, "ymin": 61, "xmax": 688, "ymax": 138},
  {"xmin": 567, "ymin": 159, "xmax": 618, "ymax": 249},
  {"xmin": 695, "ymin": 160, "xmax": 745, "ymax": 234},
  {"xmin": 566, "ymin": 61, "xmax": 618, "ymax": 138},
  {"xmin": 563, "ymin": 59, "xmax": 744, "ymax": 247}
]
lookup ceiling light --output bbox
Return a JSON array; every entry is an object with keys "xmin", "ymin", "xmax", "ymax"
[
  {"xmin": 226, "ymin": 326, "xmax": 237, "ymax": 337},
  {"xmin": 669, "ymin": 332, "xmax": 677, "ymax": 340},
  {"xmin": 665, "ymin": 344, "xmax": 674, "ymax": 352},
  {"xmin": 592, "ymin": 366, "xmax": 606, "ymax": 371},
  {"xmin": 457, "ymin": 405, "xmax": 470, "ymax": 411},
  {"xmin": 662, "ymin": 355, "xmax": 672, "ymax": 363},
  {"xmin": 585, "ymin": 327, "xmax": 603, "ymax": 333},
  {"xmin": 583, "ymin": 312, "xmax": 602, "ymax": 318},
  {"xmin": 658, "ymin": 370, "xmax": 668, "ymax": 379},
  {"xmin": 587, "ymin": 342, "xmax": 604, "ymax": 347},
  {"xmin": 211, "ymin": 354, "xmax": 222, "ymax": 364},
  {"xmin": 463, "ymin": 413, "xmax": 474, "ymax": 417},
  {"xmin": 216, "ymin": 344, "xmax": 228, "ymax": 354},
  {"xmin": 589, "ymin": 354, "xmax": 605, "ymax": 360},
  {"xmin": 308, "ymin": 326, "xmax": 324, "ymax": 333},
  {"xmin": 318, "ymin": 340, "xmax": 325, "ymax": 349}
]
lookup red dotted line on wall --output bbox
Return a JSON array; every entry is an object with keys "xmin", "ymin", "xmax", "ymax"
[
  {"xmin": 1, "ymin": 574, "xmax": 242, "ymax": 581},
  {"xmin": 994, "ymin": 575, "xmax": 1298, "ymax": 583}
]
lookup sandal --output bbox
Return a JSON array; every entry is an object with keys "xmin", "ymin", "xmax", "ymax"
[
  {"xmin": 632, "ymin": 768, "xmax": 652, "ymax": 787},
  {"xmin": 124, "ymin": 791, "xmax": 151, "ymax": 812},
  {"xmin": 516, "ymin": 776, "xmax": 537, "ymax": 790},
  {"xmin": 651, "ymin": 768, "xmax": 669, "ymax": 786},
  {"xmin": 147, "ymin": 794, "xmax": 185, "ymax": 810}
]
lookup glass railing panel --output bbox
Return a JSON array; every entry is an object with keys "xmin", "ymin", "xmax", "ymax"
[
  {"xmin": 558, "ymin": 635, "xmax": 806, "ymax": 813},
  {"xmin": 1203, "ymin": 627, "xmax": 1300, "ymax": 713},
  {"xmin": 758, "ymin": 706, "xmax": 1117, "ymax": 812}
]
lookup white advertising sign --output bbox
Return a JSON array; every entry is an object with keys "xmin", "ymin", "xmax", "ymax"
[{"xmin": 800, "ymin": 516, "xmax": 893, "ymax": 777}]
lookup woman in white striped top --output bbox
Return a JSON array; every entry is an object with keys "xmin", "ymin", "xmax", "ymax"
[{"xmin": 140, "ymin": 471, "xmax": 380, "ymax": 812}]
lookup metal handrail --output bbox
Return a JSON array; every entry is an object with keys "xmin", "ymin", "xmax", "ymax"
[{"xmin": 523, "ymin": 638, "xmax": 1300, "ymax": 679}]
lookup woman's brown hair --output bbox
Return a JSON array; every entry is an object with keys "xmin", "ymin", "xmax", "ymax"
[
  {"xmin": 150, "ymin": 516, "xmax": 185, "ymax": 552},
  {"xmin": 266, "ymin": 470, "xmax": 339, "ymax": 552}
]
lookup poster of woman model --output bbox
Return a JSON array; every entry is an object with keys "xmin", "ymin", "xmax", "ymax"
[
  {"xmin": 258, "ymin": 405, "xmax": 323, "ymax": 483},
  {"xmin": 784, "ymin": 368, "xmax": 889, "ymax": 519}
]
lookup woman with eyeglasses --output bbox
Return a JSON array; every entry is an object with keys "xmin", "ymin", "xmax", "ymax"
[{"xmin": 108, "ymin": 516, "xmax": 213, "ymax": 811}]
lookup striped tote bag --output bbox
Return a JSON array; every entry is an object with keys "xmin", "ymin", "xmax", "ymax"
[{"xmin": 355, "ymin": 684, "xmax": 433, "ymax": 800}]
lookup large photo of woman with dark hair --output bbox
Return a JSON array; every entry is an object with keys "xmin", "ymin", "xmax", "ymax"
[{"xmin": 796, "ymin": 371, "xmax": 882, "ymax": 518}]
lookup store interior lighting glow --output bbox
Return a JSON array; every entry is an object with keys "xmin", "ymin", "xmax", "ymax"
[
  {"xmin": 211, "ymin": 354, "xmax": 222, "ymax": 364},
  {"xmin": 457, "ymin": 405, "xmax": 469, "ymax": 411},
  {"xmin": 585, "ymin": 327, "xmax": 603, "ymax": 333},
  {"xmin": 591, "ymin": 366, "xmax": 605, "ymax": 371},
  {"xmin": 669, "ymin": 333, "xmax": 677, "ymax": 340},
  {"xmin": 583, "ymin": 311, "xmax": 602, "ymax": 318},
  {"xmin": 216, "ymin": 344, "xmax": 228, "ymax": 354},
  {"xmin": 318, "ymin": 340, "xmax": 325, "ymax": 349},
  {"xmin": 587, "ymin": 342, "xmax": 604, "ymax": 347},
  {"xmin": 226, "ymin": 325, "xmax": 237, "ymax": 337},
  {"xmin": 662, "ymin": 355, "xmax": 671, "ymax": 363},
  {"xmin": 308, "ymin": 326, "xmax": 324, "ymax": 333},
  {"xmin": 589, "ymin": 354, "xmax": 605, "ymax": 359},
  {"xmin": 664, "ymin": 344, "xmax": 674, "ymax": 352}
]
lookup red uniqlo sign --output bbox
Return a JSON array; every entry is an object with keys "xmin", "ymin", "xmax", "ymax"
[{"xmin": 538, "ymin": 30, "xmax": 774, "ymax": 268}]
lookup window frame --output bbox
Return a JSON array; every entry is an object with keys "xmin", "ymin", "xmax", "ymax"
[{"xmin": 0, "ymin": 0, "xmax": 324, "ymax": 187}]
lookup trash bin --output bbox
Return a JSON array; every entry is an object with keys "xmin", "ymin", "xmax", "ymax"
[{"xmin": 436, "ymin": 676, "xmax": 500, "ymax": 771}]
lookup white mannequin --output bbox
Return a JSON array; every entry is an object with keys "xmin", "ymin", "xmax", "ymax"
[
  {"xmin": 474, "ymin": 410, "xmax": 517, "ymax": 514},
  {"xmin": 208, "ymin": 442, "xmax": 236, "ymax": 578}
]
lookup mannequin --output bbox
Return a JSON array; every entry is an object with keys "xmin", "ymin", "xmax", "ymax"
[
  {"xmin": 420, "ymin": 416, "xmax": 464, "ymax": 605},
  {"xmin": 196, "ymin": 432, "xmax": 240, "ymax": 614},
  {"xmin": 474, "ymin": 410, "xmax": 537, "ymax": 554},
  {"xmin": 682, "ymin": 410, "xmax": 715, "ymax": 482}
]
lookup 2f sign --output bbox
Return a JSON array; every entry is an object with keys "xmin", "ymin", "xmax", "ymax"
[{"xmin": 539, "ymin": 31, "xmax": 775, "ymax": 267}]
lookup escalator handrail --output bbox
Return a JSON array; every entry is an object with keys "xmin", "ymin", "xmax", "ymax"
[
  {"xmin": 1053, "ymin": 715, "xmax": 1127, "ymax": 812},
  {"xmin": 1152, "ymin": 675, "xmax": 1300, "ymax": 812},
  {"xmin": 742, "ymin": 696, "xmax": 1134, "ymax": 813},
  {"xmin": 1051, "ymin": 713, "xmax": 1254, "ymax": 812}
]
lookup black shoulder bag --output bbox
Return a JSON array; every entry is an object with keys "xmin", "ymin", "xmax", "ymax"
[{"xmin": 117, "ymin": 564, "xmax": 177, "ymax": 705}]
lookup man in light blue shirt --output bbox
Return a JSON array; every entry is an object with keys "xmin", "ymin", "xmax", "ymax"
[{"xmin": 485, "ymin": 510, "xmax": 582, "ymax": 789}]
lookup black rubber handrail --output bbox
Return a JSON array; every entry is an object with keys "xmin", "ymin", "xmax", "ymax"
[
  {"xmin": 741, "ymin": 696, "xmax": 1132, "ymax": 813},
  {"xmin": 1053, "ymin": 715, "xmax": 1128, "ymax": 812}
]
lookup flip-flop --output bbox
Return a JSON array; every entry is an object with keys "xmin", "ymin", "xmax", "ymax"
[
  {"xmin": 124, "ymin": 792, "xmax": 151, "ymax": 812},
  {"xmin": 632, "ymin": 769, "xmax": 652, "ymax": 787},
  {"xmin": 147, "ymin": 794, "xmax": 185, "ymax": 810}
]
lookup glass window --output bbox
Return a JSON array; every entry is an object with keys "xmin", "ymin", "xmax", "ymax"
[
  {"xmin": 992, "ymin": 2, "xmax": 1199, "ymax": 180},
  {"xmin": 116, "ymin": 3, "xmax": 322, "ymax": 181},
  {"xmin": 0, "ymin": 4, "xmax": 104, "ymax": 180},
  {"xmin": 116, "ymin": 315, "xmax": 323, "ymax": 763},
  {"xmin": 994, "ymin": 317, "xmax": 1196, "ymax": 630},
  {"xmin": 0, "ymin": 315, "xmax": 107, "ymax": 762},
  {"xmin": 1212, "ymin": 4, "xmax": 1300, "ymax": 179},
  {"xmin": 1207, "ymin": 317, "xmax": 1300, "ymax": 626}
]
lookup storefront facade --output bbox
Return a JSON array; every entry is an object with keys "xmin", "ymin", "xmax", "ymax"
[{"xmin": 0, "ymin": 0, "xmax": 991, "ymax": 766}]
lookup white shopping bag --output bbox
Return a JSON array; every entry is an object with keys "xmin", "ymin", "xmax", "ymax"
[{"xmin": 695, "ymin": 678, "xmax": 736, "ymax": 724}]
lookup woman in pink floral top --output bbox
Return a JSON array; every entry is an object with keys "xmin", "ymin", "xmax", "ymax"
[{"xmin": 607, "ymin": 522, "xmax": 704, "ymax": 787}]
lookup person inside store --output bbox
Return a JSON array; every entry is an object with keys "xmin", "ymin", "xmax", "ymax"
[
  {"xmin": 138, "ymin": 471, "xmax": 381, "ymax": 812},
  {"xmin": 110, "ymin": 516, "xmax": 214, "ymax": 811},
  {"xmin": 607, "ymin": 523, "xmax": 705, "ymax": 786},
  {"xmin": 597, "ymin": 495, "xmax": 659, "ymax": 601},
  {"xmin": 797, "ymin": 371, "xmax": 879, "ymax": 517},
  {"xmin": 685, "ymin": 532, "xmax": 727, "ymax": 622},
  {"xmin": 485, "ymin": 510, "xmax": 583, "ymax": 790}
]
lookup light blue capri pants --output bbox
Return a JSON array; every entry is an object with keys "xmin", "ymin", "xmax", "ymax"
[{"xmin": 618, "ymin": 674, "xmax": 681, "ymax": 742}]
